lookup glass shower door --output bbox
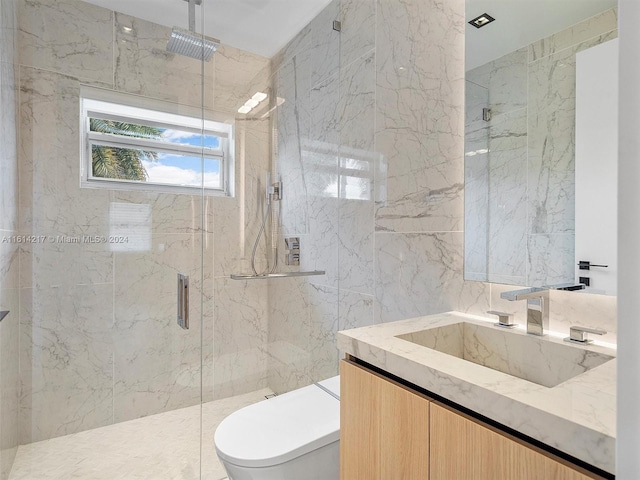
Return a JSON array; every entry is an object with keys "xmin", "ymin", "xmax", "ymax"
[{"xmin": 11, "ymin": 0, "xmax": 209, "ymax": 478}]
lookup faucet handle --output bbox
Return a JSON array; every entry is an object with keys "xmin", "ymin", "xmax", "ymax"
[
  {"xmin": 487, "ymin": 311, "xmax": 518, "ymax": 329},
  {"xmin": 564, "ymin": 326, "xmax": 606, "ymax": 344}
]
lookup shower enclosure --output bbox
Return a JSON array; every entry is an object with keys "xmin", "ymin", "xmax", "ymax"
[{"xmin": 0, "ymin": 0, "xmax": 376, "ymax": 478}]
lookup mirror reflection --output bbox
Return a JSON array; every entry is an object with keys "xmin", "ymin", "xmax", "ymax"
[{"xmin": 464, "ymin": 0, "xmax": 618, "ymax": 295}]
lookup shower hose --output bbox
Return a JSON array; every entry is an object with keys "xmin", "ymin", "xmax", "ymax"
[{"xmin": 250, "ymin": 191, "xmax": 279, "ymax": 276}]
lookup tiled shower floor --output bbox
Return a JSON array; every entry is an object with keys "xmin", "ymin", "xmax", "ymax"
[{"xmin": 9, "ymin": 388, "xmax": 273, "ymax": 480}]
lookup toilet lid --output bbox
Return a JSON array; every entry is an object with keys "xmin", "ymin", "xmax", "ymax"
[{"xmin": 214, "ymin": 383, "xmax": 340, "ymax": 468}]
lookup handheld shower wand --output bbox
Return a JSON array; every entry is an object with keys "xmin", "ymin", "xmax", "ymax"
[{"xmin": 250, "ymin": 174, "xmax": 282, "ymax": 276}]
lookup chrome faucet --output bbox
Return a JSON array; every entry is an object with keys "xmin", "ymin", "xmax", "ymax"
[{"xmin": 500, "ymin": 287, "xmax": 549, "ymax": 336}]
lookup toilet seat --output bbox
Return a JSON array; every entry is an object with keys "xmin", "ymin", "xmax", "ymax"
[{"xmin": 214, "ymin": 379, "xmax": 340, "ymax": 469}]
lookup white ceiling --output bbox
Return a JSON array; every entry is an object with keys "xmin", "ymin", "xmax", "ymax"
[
  {"xmin": 82, "ymin": 0, "xmax": 332, "ymax": 58},
  {"xmin": 466, "ymin": 0, "xmax": 617, "ymax": 71},
  {"xmin": 82, "ymin": 0, "xmax": 616, "ymax": 66}
]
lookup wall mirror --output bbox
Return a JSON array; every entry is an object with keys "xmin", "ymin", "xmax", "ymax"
[{"xmin": 464, "ymin": 0, "xmax": 618, "ymax": 295}]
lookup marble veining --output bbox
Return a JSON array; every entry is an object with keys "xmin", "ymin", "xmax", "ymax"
[
  {"xmin": 338, "ymin": 311, "xmax": 616, "ymax": 473},
  {"xmin": 17, "ymin": 0, "xmax": 114, "ymax": 85},
  {"xmin": 374, "ymin": 0, "xmax": 464, "ymax": 234},
  {"xmin": 268, "ymin": 0, "xmax": 469, "ymax": 395},
  {"xmin": 374, "ymin": 232, "xmax": 489, "ymax": 324}
]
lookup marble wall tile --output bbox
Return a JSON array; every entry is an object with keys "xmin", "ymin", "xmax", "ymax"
[
  {"xmin": 20, "ymin": 284, "xmax": 114, "ymax": 444},
  {"xmin": 268, "ymin": 281, "xmax": 340, "ymax": 390},
  {"xmin": 213, "ymin": 44, "xmax": 270, "ymax": 114},
  {"xmin": 310, "ymin": 0, "xmax": 341, "ymax": 88},
  {"xmin": 18, "ymin": 0, "xmax": 113, "ymax": 84},
  {"xmin": 275, "ymin": 55, "xmax": 311, "ymax": 236},
  {"xmin": 527, "ymin": 233, "xmax": 575, "ymax": 287},
  {"xmin": 113, "ymin": 233, "xmax": 207, "ymax": 423},
  {"xmin": 20, "ymin": 240, "xmax": 113, "ymax": 291},
  {"xmin": 300, "ymin": 72, "xmax": 340, "ymax": 287},
  {"xmin": 306, "ymin": 283, "xmax": 339, "ymax": 382},
  {"xmin": 465, "ymin": 80, "xmax": 488, "ymax": 125},
  {"xmin": 240, "ymin": 118, "xmax": 274, "ymax": 275},
  {"xmin": 267, "ymin": 277, "xmax": 310, "ymax": 393},
  {"xmin": 339, "ymin": 51, "xmax": 375, "ymax": 153},
  {"xmin": 19, "ymin": 67, "xmax": 112, "ymax": 237},
  {"xmin": 337, "ymin": 52, "xmax": 375, "ymax": 293},
  {"xmin": 466, "ymin": 48, "xmax": 528, "ymax": 119},
  {"xmin": 213, "ymin": 197, "xmax": 245, "ymax": 277},
  {"xmin": 487, "ymin": 108, "xmax": 527, "ymax": 283},
  {"xmin": 527, "ymin": 33, "xmax": 617, "ymax": 239},
  {"xmin": 529, "ymin": 8, "xmax": 618, "ymax": 62},
  {"xmin": 339, "ymin": 289, "xmax": 374, "ymax": 330},
  {"xmin": 338, "ymin": 198, "xmax": 373, "ymax": 294},
  {"xmin": 308, "ymin": 72, "xmax": 340, "ymax": 180},
  {"xmin": 374, "ymin": 0, "xmax": 464, "ymax": 233},
  {"xmin": 213, "ymin": 116, "xmax": 271, "ymax": 277},
  {"xmin": 114, "ymin": 13, "xmax": 214, "ymax": 108},
  {"xmin": 527, "ymin": 48, "xmax": 577, "ymax": 237},
  {"xmin": 213, "ymin": 277, "xmax": 269, "ymax": 399},
  {"xmin": 485, "ymin": 48, "xmax": 527, "ymax": 117},
  {"xmin": 198, "ymin": 269, "xmax": 214, "ymax": 404},
  {"xmin": 375, "ymin": 232, "xmax": 489, "ymax": 324},
  {"xmin": 374, "ymin": 129, "xmax": 464, "ymax": 233},
  {"xmin": 270, "ymin": 22, "xmax": 312, "ymax": 74},
  {"xmin": 340, "ymin": 0, "xmax": 375, "ymax": 69},
  {"xmin": 464, "ymin": 123, "xmax": 489, "ymax": 280},
  {"xmin": 112, "ymin": 192, "xmax": 213, "ymax": 235},
  {"xmin": 304, "ymin": 195, "xmax": 339, "ymax": 288}
]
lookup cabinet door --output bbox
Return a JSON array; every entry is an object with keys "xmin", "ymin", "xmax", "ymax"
[
  {"xmin": 430, "ymin": 403, "xmax": 600, "ymax": 480},
  {"xmin": 340, "ymin": 360, "xmax": 430, "ymax": 480},
  {"xmin": 341, "ymin": 360, "xmax": 380, "ymax": 480}
]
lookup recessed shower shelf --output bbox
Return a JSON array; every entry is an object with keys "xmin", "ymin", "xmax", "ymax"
[{"xmin": 230, "ymin": 271, "xmax": 325, "ymax": 280}]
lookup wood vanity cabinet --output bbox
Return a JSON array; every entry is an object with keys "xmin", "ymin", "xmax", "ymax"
[
  {"xmin": 340, "ymin": 359, "xmax": 606, "ymax": 480},
  {"xmin": 340, "ymin": 359, "xmax": 430, "ymax": 479}
]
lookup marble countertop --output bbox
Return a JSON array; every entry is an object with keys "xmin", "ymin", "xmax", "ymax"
[{"xmin": 337, "ymin": 311, "xmax": 616, "ymax": 474}]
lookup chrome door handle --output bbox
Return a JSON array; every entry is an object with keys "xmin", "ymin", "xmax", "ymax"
[{"xmin": 177, "ymin": 274, "xmax": 189, "ymax": 330}]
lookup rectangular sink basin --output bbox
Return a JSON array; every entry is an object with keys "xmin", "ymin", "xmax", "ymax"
[{"xmin": 396, "ymin": 322, "xmax": 614, "ymax": 388}]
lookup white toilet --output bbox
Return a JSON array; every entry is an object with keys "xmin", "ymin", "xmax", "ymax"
[{"xmin": 214, "ymin": 376, "xmax": 340, "ymax": 480}]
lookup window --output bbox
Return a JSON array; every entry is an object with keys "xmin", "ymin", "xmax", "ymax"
[{"xmin": 81, "ymin": 88, "xmax": 233, "ymax": 196}]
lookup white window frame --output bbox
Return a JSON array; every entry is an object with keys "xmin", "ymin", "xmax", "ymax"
[{"xmin": 80, "ymin": 86, "xmax": 235, "ymax": 196}]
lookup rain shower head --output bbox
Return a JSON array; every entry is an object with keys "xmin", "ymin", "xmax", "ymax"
[
  {"xmin": 167, "ymin": 0, "xmax": 219, "ymax": 62},
  {"xmin": 167, "ymin": 28, "xmax": 219, "ymax": 61}
]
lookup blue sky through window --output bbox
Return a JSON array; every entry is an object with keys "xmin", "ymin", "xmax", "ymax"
[
  {"xmin": 90, "ymin": 117, "xmax": 224, "ymax": 189},
  {"xmin": 151, "ymin": 129, "xmax": 221, "ymax": 187}
]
